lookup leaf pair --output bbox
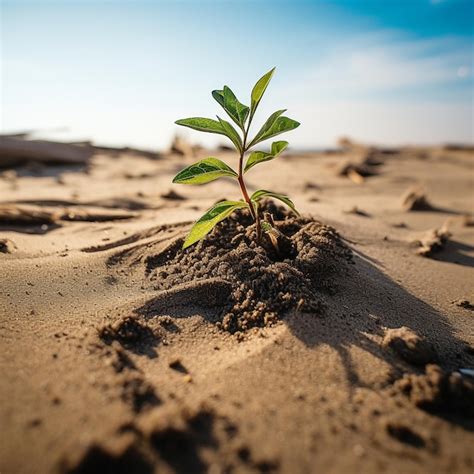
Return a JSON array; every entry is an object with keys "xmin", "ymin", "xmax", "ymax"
[
  {"xmin": 176, "ymin": 67, "xmax": 299, "ymax": 154},
  {"xmin": 172, "ymin": 154, "xmax": 299, "ymax": 216},
  {"xmin": 212, "ymin": 66, "xmax": 275, "ymax": 129},
  {"xmin": 176, "ymin": 111, "xmax": 299, "ymax": 152},
  {"xmin": 177, "ymin": 83, "xmax": 250, "ymax": 153},
  {"xmin": 172, "ymin": 142, "xmax": 291, "ymax": 186},
  {"xmin": 182, "ymin": 191, "xmax": 298, "ymax": 249}
]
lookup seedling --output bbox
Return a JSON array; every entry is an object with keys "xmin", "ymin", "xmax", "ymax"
[{"xmin": 173, "ymin": 67, "xmax": 300, "ymax": 249}]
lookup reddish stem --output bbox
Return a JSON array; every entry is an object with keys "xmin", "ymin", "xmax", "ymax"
[{"xmin": 238, "ymin": 124, "xmax": 261, "ymax": 241}]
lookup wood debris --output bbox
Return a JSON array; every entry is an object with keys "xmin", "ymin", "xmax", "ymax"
[
  {"xmin": 412, "ymin": 224, "xmax": 451, "ymax": 257},
  {"xmin": 0, "ymin": 203, "xmax": 137, "ymax": 226},
  {"xmin": 402, "ymin": 186, "xmax": 435, "ymax": 211},
  {"xmin": 0, "ymin": 238, "xmax": 16, "ymax": 253},
  {"xmin": 0, "ymin": 137, "xmax": 93, "ymax": 168},
  {"xmin": 336, "ymin": 151, "xmax": 383, "ymax": 183}
]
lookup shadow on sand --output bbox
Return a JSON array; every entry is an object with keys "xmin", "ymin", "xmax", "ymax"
[{"xmin": 136, "ymin": 250, "xmax": 474, "ymax": 430}]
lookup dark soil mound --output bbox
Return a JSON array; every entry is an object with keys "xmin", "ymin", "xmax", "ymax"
[{"xmin": 146, "ymin": 201, "xmax": 352, "ymax": 333}]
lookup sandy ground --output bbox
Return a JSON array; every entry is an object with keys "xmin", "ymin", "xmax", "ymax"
[{"xmin": 0, "ymin": 144, "xmax": 473, "ymax": 473}]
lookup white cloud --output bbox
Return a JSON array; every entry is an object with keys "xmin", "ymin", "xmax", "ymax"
[
  {"xmin": 293, "ymin": 34, "xmax": 472, "ymax": 96},
  {"xmin": 266, "ymin": 32, "xmax": 474, "ymax": 147}
]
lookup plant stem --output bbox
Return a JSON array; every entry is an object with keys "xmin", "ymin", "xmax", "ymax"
[{"xmin": 238, "ymin": 119, "xmax": 261, "ymax": 241}]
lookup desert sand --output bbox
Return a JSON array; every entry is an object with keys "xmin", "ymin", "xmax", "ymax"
[{"xmin": 1, "ymin": 140, "xmax": 473, "ymax": 473}]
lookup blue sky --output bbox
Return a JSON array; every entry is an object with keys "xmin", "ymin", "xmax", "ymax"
[{"xmin": 1, "ymin": 0, "xmax": 473, "ymax": 149}]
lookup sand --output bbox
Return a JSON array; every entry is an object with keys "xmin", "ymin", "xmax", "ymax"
[{"xmin": 0, "ymin": 144, "xmax": 473, "ymax": 473}]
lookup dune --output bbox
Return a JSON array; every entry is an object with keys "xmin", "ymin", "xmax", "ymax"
[{"xmin": 0, "ymin": 143, "xmax": 473, "ymax": 473}]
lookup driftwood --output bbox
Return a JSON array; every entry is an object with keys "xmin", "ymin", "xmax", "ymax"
[
  {"xmin": 0, "ymin": 204, "xmax": 59, "ymax": 225},
  {"xmin": 93, "ymin": 144, "xmax": 160, "ymax": 159},
  {"xmin": 401, "ymin": 186, "xmax": 435, "ymax": 211},
  {"xmin": 0, "ymin": 238, "xmax": 17, "ymax": 253},
  {"xmin": 0, "ymin": 204, "xmax": 137, "ymax": 226},
  {"xmin": 336, "ymin": 159, "xmax": 376, "ymax": 183},
  {"xmin": 412, "ymin": 224, "xmax": 451, "ymax": 257},
  {"xmin": 160, "ymin": 189, "xmax": 187, "ymax": 201},
  {"xmin": 462, "ymin": 214, "xmax": 474, "ymax": 227},
  {"xmin": 344, "ymin": 206, "xmax": 371, "ymax": 217},
  {"xmin": 0, "ymin": 137, "xmax": 93, "ymax": 167},
  {"xmin": 335, "ymin": 149, "xmax": 386, "ymax": 184}
]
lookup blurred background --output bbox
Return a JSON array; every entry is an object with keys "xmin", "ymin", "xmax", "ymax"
[{"xmin": 1, "ymin": 0, "xmax": 473, "ymax": 150}]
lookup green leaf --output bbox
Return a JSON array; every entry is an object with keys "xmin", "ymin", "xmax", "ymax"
[
  {"xmin": 248, "ymin": 109, "xmax": 285, "ymax": 146},
  {"xmin": 212, "ymin": 86, "xmax": 249, "ymax": 128},
  {"xmin": 175, "ymin": 117, "xmax": 225, "ymax": 135},
  {"xmin": 224, "ymin": 87, "xmax": 250, "ymax": 126},
  {"xmin": 173, "ymin": 157, "xmax": 237, "ymax": 185},
  {"xmin": 212, "ymin": 90, "xmax": 225, "ymax": 108},
  {"xmin": 175, "ymin": 117, "xmax": 242, "ymax": 151},
  {"xmin": 244, "ymin": 141, "xmax": 288, "ymax": 173},
  {"xmin": 249, "ymin": 112, "xmax": 300, "ymax": 147},
  {"xmin": 183, "ymin": 200, "xmax": 249, "ymax": 249},
  {"xmin": 250, "ymin": 67, "xmax": 275, "ymax": 118},
  {"xmin": 270, "ymin": 140, "xmax": 289, "ymax": 156},
  {"xmin": 217, "ymin": 116, "xmax": 243, "ymax": 151},
  {"xmin": 250, "ymin": 189, "xmax": 300, "ymax": 216}
]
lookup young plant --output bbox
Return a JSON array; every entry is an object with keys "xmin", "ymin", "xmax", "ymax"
[{"xmin": 173, "ymin": 67, "xmax": 300, "ymax": 249}]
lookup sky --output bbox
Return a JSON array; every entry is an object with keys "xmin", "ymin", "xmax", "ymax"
[{"xmin": 1, "ymin": 0, "xmax": 473, "ymax": 150}]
